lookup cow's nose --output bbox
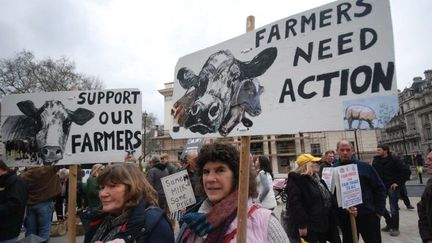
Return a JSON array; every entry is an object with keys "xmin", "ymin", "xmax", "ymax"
[{"xmin": 41, "ymin": 146, "xmax": 63, "ymax": 161}]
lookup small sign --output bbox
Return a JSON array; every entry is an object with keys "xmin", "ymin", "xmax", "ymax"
[
  {"xmin": 161, "ymin": 170, "xmax": 196, "ymax": 212},
  {"xmin": 321, "ymin": 167, "xmax": 333, "ymax": 190},
  {"xmin": 333, "ymin": 164, "xmax": 362, "ymax": 208}
]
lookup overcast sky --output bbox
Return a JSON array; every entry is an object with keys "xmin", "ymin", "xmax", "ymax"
[{"xmin": 0, "ymin": 0, "xmax": 430, "ymax": 123}]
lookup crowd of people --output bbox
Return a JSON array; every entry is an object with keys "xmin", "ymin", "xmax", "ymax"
[{"xmin": 1, "ymin": 140, "xmax": 432, "ymax": 243}]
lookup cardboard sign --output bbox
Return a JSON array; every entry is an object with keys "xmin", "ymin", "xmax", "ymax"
[
  {"xmin": 170, "ymin": 0, "xmax": 398, "ymax": 139},
  {"xmin": 321, "ymin": 167, "xmax": 333, "ymax": 190},
  {"xmin": 1, "ymin": 89, "xmax": 142, "ymax": 166},
  {"xmin": 161, "ymin": 170, "xmax": 196, "ymax": 212},
  {"xmin": 333, "ymin": 164, "xmax": 363, "ymax": 208}
]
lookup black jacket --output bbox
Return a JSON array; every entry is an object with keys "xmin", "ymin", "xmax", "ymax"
[
  {"xmin": 372, "ymin": 155, "xmax": 411, "ymax": 188},
  {"xmin": 285, "ymin": 172, "xmax": 340, "ymax": 242},
  {"xmin": 0, "ymin": 171, "xmax": 28, "ymax": 240},
  {"xmin": 84, "ymin": 200, "xmax": 174, "ymax": 243},
  {"xmin": 418, "ymin": 178, "xmax": 432, "ymax": 242}
]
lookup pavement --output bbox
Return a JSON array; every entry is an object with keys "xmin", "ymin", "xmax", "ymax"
[{"xmin": 20, "ymin": 173, "xmax": 429, "ymax": 243}]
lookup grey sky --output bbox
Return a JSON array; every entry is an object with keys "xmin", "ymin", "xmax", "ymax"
[{"xmin": 0, "ymin": 0, "xmax": 430, "ymax": 123}]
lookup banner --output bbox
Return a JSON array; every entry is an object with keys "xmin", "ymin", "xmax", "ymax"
[
  {"xmin": 1, "ymin": 89, "xmax": 142, "ymax": 166},
  {"xmin": 170, "ymin": 0, "xmax": 397, "ymax": 138}
]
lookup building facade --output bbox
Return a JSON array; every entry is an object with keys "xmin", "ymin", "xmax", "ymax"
[
  {"xmin": 155, "ymin": 82, "xmax": 381, "ymax": 175},
  {"xmin": 378, "ymin": 70, "xmax": 432, "ymax": 161}
]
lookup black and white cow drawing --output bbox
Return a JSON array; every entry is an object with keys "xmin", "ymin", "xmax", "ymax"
[
  {"xmin": 171, "ymin": 47, "xmax": 277, "ymax": 136},
  {"xmin": 344, "ymin": 105, "xmax": 377, "ymax": 130},
  {"xmin": 2, "ymin": 100, "xmax": 94, "ymax": 165}
]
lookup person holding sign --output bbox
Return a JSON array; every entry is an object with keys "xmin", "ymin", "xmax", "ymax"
[
  {"xmin": 177, "ymin": 143, "xmax": 288, "ymax": 243},
  {"xmin": 84, "ymin": 163, "xmax": 174, "ymax": 243},
  {"xmin": 334, "ymin": 140, "xmax": 386, "ymax": 243},
  {"xmin": 284, "ymin": 153, "xmax": 340, "ymax": 243}
]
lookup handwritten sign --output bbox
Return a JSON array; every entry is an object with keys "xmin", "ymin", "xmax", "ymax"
[
  {"xmin": 161, "ymin": 170, "xmax": 196, "ymax": 212},
  {"xmin": 333, "ymin": 164, "xmax": 362, "ymax": 208}
]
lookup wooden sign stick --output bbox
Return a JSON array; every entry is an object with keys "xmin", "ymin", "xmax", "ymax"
[{"xmin": 67, "ymin": 164, "xmax": 77, "ymax": 243}]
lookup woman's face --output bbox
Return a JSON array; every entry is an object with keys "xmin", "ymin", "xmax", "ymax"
[
  {"xmin": 254, "ymin": 158, "xmax": 260, "ymax": 170},
  {"xmin": 99, "ymin": 182, "xmax": 128, "ymax": 215},
  {"xmin": 203, "ymin": 161, "xmax": 235, "ymax": 204}
]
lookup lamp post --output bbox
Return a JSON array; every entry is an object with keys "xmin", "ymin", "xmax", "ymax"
[{"xmin": 141, "ymin": 112, "xmax": 147, "ymax": 170}]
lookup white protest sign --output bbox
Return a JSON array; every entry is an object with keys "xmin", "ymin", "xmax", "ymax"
[
  {"xmin": 333, "ymin": 164, "xmax": 362, "ymax": 208},
  {"xmin": 321, "ymin": 167, "xmax": 333, "ymax": 190},
  {"xmin": 161, "ymin": 170, "xmax": 196, "ymax": 212},
  {"xmin": 1, "ymin": 89, "xmax": 142, "ymax": 166},
  {"xmin": 170, "ymin": 0, "xmax": 398, "ymax": 139}
]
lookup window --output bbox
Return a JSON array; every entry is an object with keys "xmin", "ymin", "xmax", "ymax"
[
  {"xmin": 311, "ymin": 143, "xmax": 321, "ymax": 156},
  {"xmin": 250, "ymin": 142, "xmax": 264, "ymax": 155},
  {"xmin": 276, "ymin": 140, "xmax": 296, "ymax": 154}
]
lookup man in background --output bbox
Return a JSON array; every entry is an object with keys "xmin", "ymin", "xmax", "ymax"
[
  {"xmin": 372, "ymin": 144, "xmax": 411, "ymax": 237},
  {"xmin": 319, "ymin": 150, "xmax": 335, "ymax": 177}
]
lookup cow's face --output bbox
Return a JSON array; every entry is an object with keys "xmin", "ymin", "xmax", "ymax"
[
  {"xmin": 177, "ymin": 48, "xmax": 277, "ymax": 135},
  {"xmin": 17, "ymin": 100, "xmax": 94, "ymax": 163},
  {"xmin": 184, "ymin": 51, "xmax": 240, "ymax": 134}
]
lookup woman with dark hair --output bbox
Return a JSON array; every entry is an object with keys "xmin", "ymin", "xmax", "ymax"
[
  {"xmin": 84, "ymin": 163, "xmax": 174, "ymax": 243},
  {"xmin": 254, "ymin": 155, "xmax": 277, "ymax": 210},
  {"xmin": 177, "ymin": 143, "xmax": 288, "ymax": 243}
]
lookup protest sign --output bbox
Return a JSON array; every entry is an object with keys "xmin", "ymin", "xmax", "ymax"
[
  {"xmin": 170, "ymin": 0, "xmax": 398, "ymax": 139},
  {"xmin": 1, "ymin": 89, "xmax": 142, "ymax": 166},
  {"xmin": 321, "ymin": 167, "xmax": 333, "ymax": 190},
  {"xmin": 333, "ymin": 164, "xmax": 362, "ymax": 208},
  {"xmin": 180, "ymin": 138, "xmax": 205, "ymax": 160},
  {"xmin": 161, "ymin": 170, "xmax": 196, "ymax": 212}
]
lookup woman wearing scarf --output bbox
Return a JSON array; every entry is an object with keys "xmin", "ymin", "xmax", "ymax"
[
  {"xmin": 177, "ymin": 142, "xmax": 288, "ymax": 243},
  {"xmin": 285, "ymin": 153, "xmax": 340, "ymax": 243},
  {"xmin": 84, "ymin": 163, "xmax": 174, "ymax": 243}
]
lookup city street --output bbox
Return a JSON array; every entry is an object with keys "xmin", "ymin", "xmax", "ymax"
[{"xmin": 19, "ymin": 173, "xmax": 430, "ymax": 242}]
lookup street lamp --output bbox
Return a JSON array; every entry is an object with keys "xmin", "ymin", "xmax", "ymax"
[{"xmin": 141, "ymin": 111, "xmax": 147, "ymax": 170}]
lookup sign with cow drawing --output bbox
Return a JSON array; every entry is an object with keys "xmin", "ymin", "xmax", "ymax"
[
  {"xmin": 170, "ymin": 0, "xmax": 398, "ymax": 139},
  {"xmin": 1, "ymin": 89, "xmax": 142, "ymax": 166}
]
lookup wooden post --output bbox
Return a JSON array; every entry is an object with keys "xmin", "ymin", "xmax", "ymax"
[
  {"xmin": 236, "ymin": 15, "xmax": 254, "ymax": 243},
  {"xmin": 350, "ymin": 214, "xmax": 358, "ymax": 243},
  {"xmin": 236, "ymin": 136, "xmax": 251, "ymax": 243},
  {"xmin": 67, "ymin": 164, "xmax": 77, "ymax": 243}
]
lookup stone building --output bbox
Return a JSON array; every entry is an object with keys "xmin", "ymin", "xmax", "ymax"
[
  {"xmin": 154, "ymin": 82, "xmax": 381, "ymax": 175},
  {"xmin": 378, "ymin": 69, "xmax": 432, "ymax": 161}
]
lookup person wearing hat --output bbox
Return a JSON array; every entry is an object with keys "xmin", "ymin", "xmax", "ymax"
[
  {"xmin": 177, "ymin": 142, "xmax": 288, "ymax": 243},
  {"xmin": 0, "ymin": 160, "xmax": 28, "ymax": 243},
  {"xmin": 284, "ymin": 153, "xmax": 341, "ymax": 243}
]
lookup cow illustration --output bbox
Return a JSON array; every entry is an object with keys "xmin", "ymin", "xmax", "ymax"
[
  {"xmin": 344, "ymin": 105, "xmax": 377, "ymax": 129},
  {"xmin": 2, "ymin": 100, "xmax": 94, "ymax": 165},
  {"xmin": 172, "ymin": 47, "xmax": 277, "ymax": 136}
]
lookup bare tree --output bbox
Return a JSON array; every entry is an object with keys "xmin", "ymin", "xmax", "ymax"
[{"xmin": 0, "ymin": 50, "xmax": 104, "ymax": 96}]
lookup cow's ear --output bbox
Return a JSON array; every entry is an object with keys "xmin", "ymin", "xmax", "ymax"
[
  {"xmin": 177, "ymin": 67, "xmax": 198, "ymax": 89},
  {"xmin": 17, "ymin": 100, "xmax": 38, "ymax": 117},
  {"xmin": 68, "ymin": 108, "xmax": 95, "ymax": 126},
  {"xmin": 240, "ymin": 47, "xmax": 277, "ymax": 79}
]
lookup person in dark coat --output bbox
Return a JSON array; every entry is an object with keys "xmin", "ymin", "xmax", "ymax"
[
  {"xmin": 146, "ymin": 155, "xmax": 169, "ymax": 212},
  {"xmin": 372, "ymin": 144, "xmax": 411, "ymax": 236},
  {"xmin": 285, "ymin": 153, "xmax": 341, "ymax": 243},
  {"xmin": 0, "ymin": 160, "xmax": 28, "ymax": 242},
  {"xmin": 418, "ymin": 151, "xmax": 432, "ymax": 242},
  {"xmin": 84, "ymin": 163, "xmax": 174, "ymax": 243},
  {"xmin": 334, "ymin": 140, "xmax": 387, "ymax": 243}
]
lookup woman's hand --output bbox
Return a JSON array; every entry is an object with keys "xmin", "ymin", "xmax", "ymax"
[
  {"xmin": 298, "ymin": 227, "xmax": 308, "ymax": 237},
  {"xmin": 346, "ymin": 206, "xmax": 358, "ymax": 217}
]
